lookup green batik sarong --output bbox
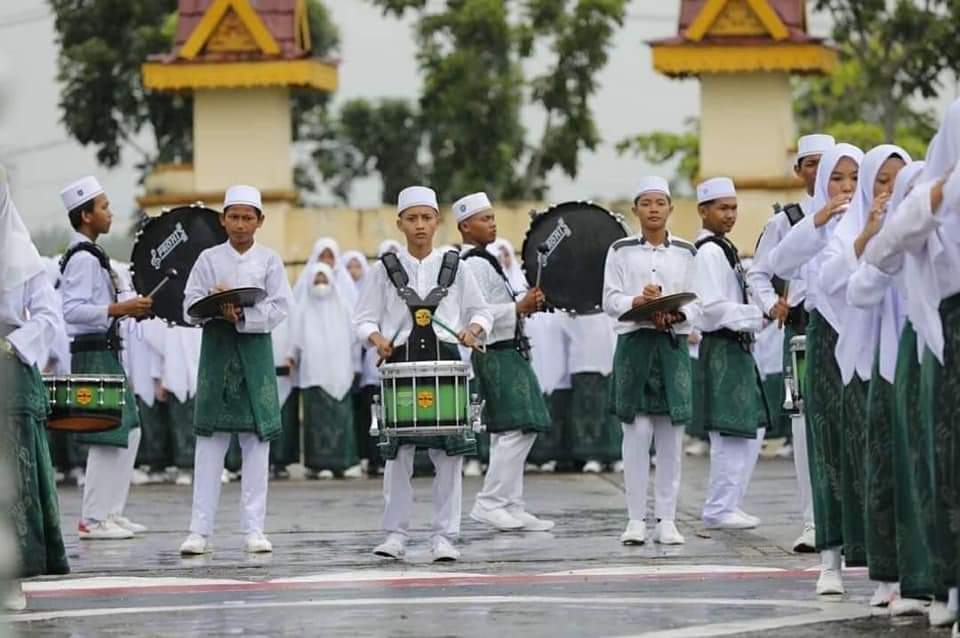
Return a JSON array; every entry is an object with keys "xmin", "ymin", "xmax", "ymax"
[
  {"xmin": 167, "ymin": 396, "xmax": 197, "ymax": 469},
  {"xmin": 840, "ymin": 374, "xmax": 868, "ymax": 568},
  {"xmin": 1, "ymin": 354, "xmax": 70, "ymax": 578},
  {"xmin": 921, "ymin": 293, "xmax": 960, "ymax": 594},
  {"xmin": 761, "ymin": 373, "xmax": 790, "ymax": 439},
  {"xmin": 691, "ymin": 334, "xmax": 762, "ymax": 438},
  {"xmin": 472, "ymin": 348, "xmax": 551, "ymax": 434},
  {"xmin": 528, "ymin": 389, "xmax": 573, "ymax": 465},
  {"xmin": 225, "ymin": 434, "xmax": 242, "ymax": 472},
  {"xmin": 135, "ymin": 397, "xmax": 168, "ymax": 469},
  {"xmin": 271, "ymin": 389, "xmax": 301, "ymax": 468},
  {"xmin": 805, "ymin": 311, "xmax": 844, "ymax": 551},
  {"xmin": 865, "ymin": 359, "xmax": 898, "ymax": 583},
  {"xmin": 610, "ymin": 330, "xmax": 692, "ymax": 425},
  {"xmin": 303, "ymin": 386, "xmax": 358, "ymax": 473},
  {"xmin": 71, "ymin": 349, "xmax": 140, "ymax": 448},
  {"xmin": 569, "ymin": 372, "xmax": 621, "ymax": 463},
  {"xmin": 893, "ymin": 323, "xmax": 935, "ymax": 597},
  {"xmin": 194, "ymin": 320, "xmax": 281, "ymax": 442},
  {"xmin": 688, "ymin": 352, "xmax": 707, "ymax": 438},
  {"xmin": 47, "ymin": 429, "xmax": 87, "ymax": 473}
]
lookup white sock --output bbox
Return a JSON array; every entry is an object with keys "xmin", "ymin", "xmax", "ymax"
[{"xmin": 820, "ymin": 548, "xmax": 841, "ymax": 571}]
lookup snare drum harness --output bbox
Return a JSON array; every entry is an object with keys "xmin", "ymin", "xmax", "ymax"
[
  {"xmin": 461, "ymin": 246, "xmax": 531, "ymax": 360},
  {"xmin": 380, "ymin": 250, "xmax": 461, "ymax": 362},
  {"xmin": 59, "ymin": 242, "xmax": 123, "ymax": 354}
]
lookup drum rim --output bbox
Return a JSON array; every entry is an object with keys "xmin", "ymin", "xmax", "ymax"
[
  {"xmin": 520, "ymin": 199, "xmax": 629, "ymax": 314},
  {"xmin": 379, "ymin": 360, "xmax": 470, "ymax": 376},
  {"xmin": 789, "ymin": 335, "xmax": 807, "ymax": 349},
  {"xmin": 42, "ymin": 374, "xmax": 126, "ymax": 384}
]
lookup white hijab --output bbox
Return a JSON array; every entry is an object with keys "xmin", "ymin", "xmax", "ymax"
[
  {"xmin": 377, "ymin": 239, "xmax": 402, "ymax": 258},
  {"xmin": 487, "ymin": 238, "xmax": 527, "ymax": 293},
  {"xmin": 833, "ymin": 144, "xmax": 910, "ymax": 383},
  {"xmin": 339, "ymin": 249, "xmax": 370, "ymax": 302},
  {"xmin": 0, "ymin": 165, "xmax": 45, "ymax": 292},
  {"xmin": 290, "ymin": 262, "xmax": 355, "ymax": 400}
]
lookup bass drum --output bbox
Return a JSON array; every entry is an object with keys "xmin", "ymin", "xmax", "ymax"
[
  {"xmin": 130, "ymin": 204, "xmax": 227, "ymax": 326},
  {"xmin": 521, "ymin": 200, "xmax": 628, "ymax": 315}
]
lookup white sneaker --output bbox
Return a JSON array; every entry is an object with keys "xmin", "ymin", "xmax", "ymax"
[
  {"xmin": 431, "ymin": 536, "xmax": 461, "ymax": 562},
  {"xmin": 318, "ymin": 469, "xmax": 334, "ymax": 480},
  {"xmin": 54, "ymin": 470, "xmax": 66, "ymax": 484},
  {"xmin": 463, "ymin": 460, "xmax": 483, "ymax": 477},
  {"xmin": 220, "ymin": 469, "xmax": 233, "ymax": 484},
  {"xmin": 130, "ymin": 468, "xmax": 151, "ymax": 486},
  {"xmin": 704, "ymin": 512, "xmax": 756, "ymax": 530},
  {"xmin": 653, "ymin": 520, "xmax": 685, "ymax": 545},
  {"xmin": 108, "ymin": 514, "xmax": 148, "ymax": 534},
  {"xmin": 774, "ymin": 443, "xmax": 794, "ymax": 459},
  {"xmin": 582, "ymin": 460, "xmax": 602, "ymax": 473},
  {"xmin": 735, "ymin": 509, "xmax": 760, "ymax": 527},
  {"xmin": 511, "ymin": 511, "xmax": 555, "ymax": 532},
  {"xmin": 78, "ymin": 519, "xmax": 134, "ymax": 540},
  {"xmin": 952, "ymin": 620, "xmax": 959, "ymax": 638},
  {"xmin": 69, "ymin": 467, "xmax": 86, "ymax": 487},
  {"xmin": 3, "ymin": 582, "xmax": 25, "ymax": 612},
  {"xmin": 684, "ymin": 440, "xmax": 709, "ymax": 457},
  {"xmin": 816, "ymin": 568, "xmax": 845, "ymax": 595},
  {"xmin": 620, "ymin": 519, "xmax": 647, "ymax": 545},
  {"xmin": 342, "ymin": 464, "xmax": 364, "ymax": 479},
  {"xmin": 870, "ymin": 582, "xmax": 899, "ymax": 607},
  {"xmin": 525, "ymin": 463, "xmax": 540, "ymax": 473},
  {"xmin": 539, "ymin": 460, "xmax": 557, "ymax": 473},
  {"xmin": 929, "ymin": 600, "xmax": 958, "ymax": 627},
  {"xmin": 612, "ymin": 460, "xmax": 625, "ymax": 473},
  {"xmin": 245, "ymin": 531, "xmax": 273, "ymax": 553},
  {"xmin": 470, "ymin": 505, "xmax": 524, "ymax": 531},
  {"xmin": 792, "ymin": 524, "xmax": 816, "ymax": 553},
  {"xmin": 147, "ymin": 471, "xmax": 168, "ymax": 484},
  {"xmin": 175, "ymin": 471, "xmax": 193, "ymax": 486},
  {"xmin": 373, "ymin": 533, "xmax": 406, "ymax": 559},
  {"xmin": 889, "ymin": 597, "xmax": 929, "ymax": 617},
  {"xmin": 179, "ymin": 533, "xmax": 210, "ymax": 555}
]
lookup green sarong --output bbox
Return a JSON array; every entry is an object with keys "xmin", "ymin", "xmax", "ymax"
[
  {"xmin": 351, "ymin": 384, "xmax": 380, "ymax": 466},
  {"xmin": 71, "ymin": 349, "xmax": 140, "ymax": 448},
  {"xmin": 569, "ymin": 372, "xmax": 621, "ymax": 463},
  {"xmin": 472, "ymin": 347, "xmax": 551, "ymax": 434},
  {"xmin": 528, "ymin": 389, "xmax": 573, "ymax": 465},
  {"xmin": 47, "ymin": 429, "xmax": 87, "ymax": 473},
  {"xmin": 194, "ymin": 320, "xmax": 280, "ymax": 442},
  {"xmin": 135, "ymin": 397, "xmax": 168, "ymax": 469},
  {"xmin": 865, "ymin": 361, "xmax": 898, "ymax": 583},
  {"xmin": 761, "ymin": 373, "xmax": 790, "ymax": 438},
  {"xmin": 893, "ymin": 323, "xmax": 935, "ymax": 597},
  {"xmin": 303, "ymin": 386, "xmax": 358, "ymax": 473},
  {"xmin": 271, "ymin": 389, "xmax": 301, "ymax": 468},
  {"xmin": 610, "ymin": 329, "xmax": 692, "ymax": 425},
  {"xmin": 1, "ymin": 353, "xmax": 70, "ymax": 578},
  {"xmin": 225, "ymin": 434, "xmax": 242, "ymax": 472},
  {"xmin": 920, "ymin": 293, "xmax": 960, "ymax": 594},
  {"xmin": 840, "ymin": 374, "xmax": 868, "ymax": 568},
  {"xmin": 688, "ymin": 351, "xmax": 707, "ymax": 439},
  {"xmin": 691, "ymin": 334, "xmax": 762, "ymax": 438},
  {"xmin": 167, "ymin": 396, "xmax": 197, "ymax": 469}
]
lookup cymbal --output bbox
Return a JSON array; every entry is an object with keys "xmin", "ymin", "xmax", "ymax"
[
  {"xmin": 187, "ymin": 286, "xmax": 267, "ymax": 320},
  {"xmin": 619, "ymin": 292, "xmax": 697, "ymax": 323}
]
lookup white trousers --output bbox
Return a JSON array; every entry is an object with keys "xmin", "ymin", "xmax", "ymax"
[
  {"xmin": 474, "ymin": 431, "xmax": 537, "ymax": 515},
  {"xmin": 621, "ymin": 415, "xmax": 683, "ymax": 522},
  {"xmin": 81, "ymin": 428, "xmax": 141, "ymax": 522},
  {"xmin": 702, "ymin": 427, "xmax": 765, "ymax": 524},
  {"xmin": 189, "ymin": 433, "xmax": 269, "ymax": 536},
  {"xmin": 791, "ymin": 414, "xmax": 814, "ymax": 526},
  {"xmin": 383, "ymin": 445, "xmax": 463, "ymax": 541}
]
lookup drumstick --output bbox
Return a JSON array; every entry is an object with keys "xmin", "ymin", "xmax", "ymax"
[
  {"xmin": 777, "ymin": 281, "xmax": 790, "ymax": 329},
  {"xmin": 147, "ymin": 268, "xmax": 179, "ymax": 298},
  {"xmin": 432, "ymin": 316, "xmax": 484, "ymax": 352},
  {"xmin": 534, "ymin": 243, "xmax": 549, "ymax": 290},
  {"xmin": 376, "ymin": 327, "xmax": 403, "ymax": 367}
]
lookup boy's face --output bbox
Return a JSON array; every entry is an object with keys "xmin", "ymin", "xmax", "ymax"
[
  {"xmin": 698, "ymin": 197, "xmax": 738, "ymax": 235},
  {"xmin": 396, "ymin": 206, "xmax": 439, "ymax": 246},
  {"xmin": 795, "ymin": 155, "xmax": 821, "ymax": 194},
  {"xmin": 220, "ymin": 205, "xmax": 263, "ymax": 245},
  {"xmin": 632, "ymin": 192, "xmax": 673, "ymax": 233},
  {"xmin": 83, "ymin": 194, "xmax": 113, "ymax": 235},
  {"xmin": 459, "ymin": 209, "xmax": 497, "ymax": 246}
]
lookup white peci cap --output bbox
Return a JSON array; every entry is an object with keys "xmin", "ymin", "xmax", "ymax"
[
  {"xmin": 397, "ymin": 185, "xmax": 439, "ymax": 215},
  {"xmin": 696, "ymin": 177, "xmax": 737, "ymax": 204},
  {"xmin": 633, "ymin": 176, "xmax": 671, "ymax": 202},
  {"xmin": 60, "ymin": 176, "xmax": 104, "ymax": 212},
  {"xmin": 223, "ymin": 184, "xmax": 263, "ymax": 212},
  {"xmin": 452, "ymin": 192, "xmax": 492, "ymax": 223},
  {"xmin": 797, "ymin": 134, "xmax": 835, "ymax": 159}
]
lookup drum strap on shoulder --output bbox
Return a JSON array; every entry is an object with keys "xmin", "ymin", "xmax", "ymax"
[
  {"xmin": 380, "ymin": 250, "xmax": 460, "ymax": 306},
  {"xmin": 695, "ymin": 234, "xmax": 750, "ymax": 307},
  {"xmin": 462, "ymin": 246, "xmax": 531, "ymax": 359},
  {"xmin": 756, "ymin": 203, "xmax": 804, "ymax": 298},
  {"xmin": 58, "ymin": 242, "xmax": 120, "ymax": 302}
]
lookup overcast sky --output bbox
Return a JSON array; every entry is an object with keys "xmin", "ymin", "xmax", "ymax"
[{"xmin": 0, "ymin": 0, "xmax": 835, "ymax": 236}]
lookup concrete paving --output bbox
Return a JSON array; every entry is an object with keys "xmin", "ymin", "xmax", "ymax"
[{"xmin": 4, "ymin": 455, "xmax": 935, "ymax": 637}]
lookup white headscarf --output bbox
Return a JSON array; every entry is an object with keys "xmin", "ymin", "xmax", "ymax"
[
  {"xmin": 295, "ymin": 237, "xmax": 346, "ymax": 299},
  {"xmin": 811, "ymin": 143, "xmax": 865, "ymax": 216},
  {"xmin": 290, "ymin": 262, "xmax": 356, "ymax": 400},
  {"xmin": 377, "ymin": 239, "xmax": 402, "ymax": 258},
  {"xmin": 833, "ymin": 144, "xmax": 910, "ymax": 383},
  {"xmin": 487, "ymin": 238, "xmax": 527, "ymax": 293},
  {"xmin": 0, "ymin": 165, "xmax": 45, "ymax": 292},
  {"xmin": 339, "ymin": 249, "xmax": 370, "ymax": 301}
]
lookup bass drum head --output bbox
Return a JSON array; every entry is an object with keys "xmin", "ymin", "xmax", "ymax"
[
  {"xmin": 521, "ymin": 201, "xmax": 628, "ymax": 314},
  {"xmin": 130, "ymin": 204, "xmax": 227, "ymax": 326}
]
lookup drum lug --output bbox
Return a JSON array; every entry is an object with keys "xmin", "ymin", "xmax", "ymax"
[
  {"xmin": 470, "ymin": 394, "xmax": 485, "ymax": 433},
  {"xmin": 782, "ymin": 376, "xmax": 794, "ymax": 411},
  {"xmin": 369, "ymin": 394, "xmax": 381, "ymax": 437}
]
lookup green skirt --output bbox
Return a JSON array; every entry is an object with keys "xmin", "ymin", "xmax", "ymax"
[
  {"xmin": 271, "ymin": 389, "xmax": 302, "ymax": 467},
  {"xmin": 569, "ymin": 372, "xmax": 621, "ymax": 463},
  {"xmin": 864, "ymin": 365, "xmax": 898, "ymax": 583},
  {"xmin": 761, "ymin": 373, "xmax": 790, "ymax": 439},
  {"xmin": 135, "ymin": 397, "xmax": 168, "ymax": 469},
  {"xmin": 472, "ymin": 347, "xmax": 551, "ymax": 434},
  {"xmin": 892, "ymin": 323, "xmax": 935, "ymax": 598},
  {"xmin": 303, "ymin": 386, "xmax": 357, "ymax": 472},
  {"xmin": 167, "ymin": 396, "xmax": 197, "ymax": 469},
  {"xmin": 840, "ymin": 374, "xmax": 869, "ymax": 568},
  {"xmin": 1, "ymin": 354, "xmax": 70, "ymax": 578},
  {"xmin": 921, "ymin": 293, "xmax": 960, "ymax": 594},
  {"xmin": 528, "ymin": 390, "xmax": 572, "ymax": 465},
  {"xmin": 610, "ymin": 330, "xmax": 691, "ymax": 425},
  {"xmin": 71, "ymin": 349, "xmax": 140, "ymax": 448},
  {"xmin": 194, "ymin": 320, "xmax": 281, "ymax": 442},
  {"xmin": 691, "ymin": 334, "xmax": 762, "ymax": 438}
]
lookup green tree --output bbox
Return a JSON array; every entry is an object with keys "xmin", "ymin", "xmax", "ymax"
[{"xmin": 616, "ymin": 118, "xmax": 699, "ymax": 194}]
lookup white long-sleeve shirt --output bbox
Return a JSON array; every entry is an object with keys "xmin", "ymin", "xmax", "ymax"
[
  {"xmin": 692, "ymin": 230, "xmax": 763, "ymax": 334},
  {"xmin": 182, "ymin": 241, "xmax": 292, "ymax": 334},
  {"xmin": 354, "ymin": 247, "xmax": 493, "ymax": 348},
  {"xmin": 601, "ymin": 232, "xmax": 700, "ymax": 335},
  {"xmin": 561, "ymin": 312, "xmax": 616, "ymax": 376},
  {"xmin": 0, "ymin": 272, "xmax": 63, "ymax": 367},
  {"xmin": 769, "ymin": 215, "xmax": 843, "ymax": 323},
  {"xmin": 461, "ymin": 246, "xmax": 518, "ymax": 344},
  {"xmin": 747, "ymin": 195, "xmax": 813, "ymax": 315},
  {"xmin": 60, "ymin": 232, "xmax": 119, "ymax": 336}
]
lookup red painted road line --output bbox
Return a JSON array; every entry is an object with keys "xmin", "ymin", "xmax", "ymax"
[{"xmin": 26, "ymin": 567, "xmax": 866, "ymax": 600}]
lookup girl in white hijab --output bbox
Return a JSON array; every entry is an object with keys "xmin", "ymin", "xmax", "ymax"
[
  {"xmin": 290, "ymin": 262, "xmax": 361, "ymax": 478},
  {"xmin": 294, "ymin": 238, "xmax": 359, "ymax": 307}
]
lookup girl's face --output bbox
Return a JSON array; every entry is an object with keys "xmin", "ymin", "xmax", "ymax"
[
  {"xmin": 312, "ymin": 271, "xmax": 329, "ymax": 286},
  {"xmin": 319, "ymin": 248, "xmax": 336, "ymax": 268},
  {"xmin": 827, "ymin": 156, "xmax": 859, "ymax": 200},
  {"xmin": 346, "ymin": 258, "xmax": 364, "ymax": 282},
  {"xmin": 874, "ymin": 155, "xmax": 906, "ymax": 198}
]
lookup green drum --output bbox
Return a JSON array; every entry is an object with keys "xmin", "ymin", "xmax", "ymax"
[
  {"xmin": 43, "ymin": 374, "xmax": 125, "ymax": 433},
  {"xmin": 786, "ymin": 335, "xmax": 807, "ymax": 412},
  {"xmin": 376, "ymin": 360, "xmax": 479, "ymax": 438}
]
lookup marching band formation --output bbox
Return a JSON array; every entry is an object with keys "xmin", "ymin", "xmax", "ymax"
[{"xmin": 3, "ymin": 95, "xmax": 960, "ymax": 637}]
